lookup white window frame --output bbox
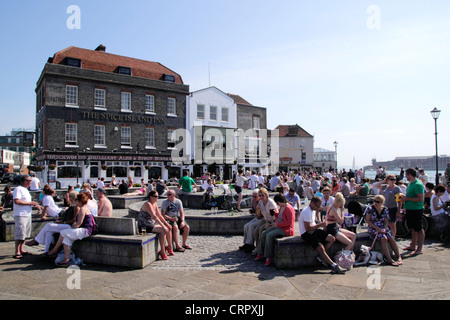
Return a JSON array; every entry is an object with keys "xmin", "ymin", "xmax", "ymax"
[
  {"xmin": 197, "ymin": 104, "xmax": 205, "ymax": 120},
  {"xmin": 167, "ymin": 97, "xmax": 176, "ymax": 116},
  {"xmin": 65, "ymin": 85, "xmax": 78, "ymax": 107},
  {"xmin": 94, "ymin": 89, "xmax": 106, "ymax": 109},
  {"xmin": 221, "ymin": 107, "xmax": 229, "ymax": 122},
  {"xmin": 121, "ymin": 126, "xmax": 132, "ymax": 148},
  {"xmin": 65, "ymin": 123, "xmax": 78, "ymax": 147},
  {"xmin": 94, "ymin": 125, "xmax": 106, "ymax": 147},
  {"xmin": 145, "ymin": 95, "xmax": 155, "ymax": 114},
  {"xmin": 145, "ymin": 127, "xmax": 155, "ymax": 149},
  {"xmin": 167, "ymin": 129, "xmax": 176, "ymax": 149},
  {"xmin": 121, "ymin": 92, "xmax": 131, "ymax": 112},
  {"xmin": 252, "ymin": 116, "xmax": 261, "ymax": 130},
  {"xmin": 210, "ymin": 106, "xmax": 217, "ymax": 121}
]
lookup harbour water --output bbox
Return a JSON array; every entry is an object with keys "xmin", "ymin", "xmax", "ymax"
[{"xmin": 364, "ymin": 169, "xmax": 445, "ymax": 181}]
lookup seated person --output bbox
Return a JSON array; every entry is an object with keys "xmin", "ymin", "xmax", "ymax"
[
  {"xmin": 122, "ymin": 186, "xmax": 147, "ymax": 196},
  {"xmin": 156, "ymin": 179, "xmax": 169, "ymax": 197},
  {"xmin": 1, "ymin": 185, "xmax": 13, "ymax": 209},
  {"xmin": 41, "ymin": 187, "xmax": 65, "ymax": 220}
]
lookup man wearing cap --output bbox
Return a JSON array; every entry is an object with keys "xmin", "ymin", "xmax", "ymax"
[
  {"xmin": 161, "ymin": 190, "xmax": 192, "ymax": 251},
  {"xmin": 96, "ymin": 188, "xmax": 113, "ymax": 217}
]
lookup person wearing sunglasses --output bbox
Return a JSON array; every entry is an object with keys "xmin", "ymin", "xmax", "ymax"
[
  {"xmin": 365, "ymin": 195, "xmax": 402, "ymax": 266},
  {"xmin": 137, "ymin": 190, "xmax": 172, "ymax": 260},
  {"xmin": 373, "ymin": 174, "xmax": 402, "ymax": 238}
]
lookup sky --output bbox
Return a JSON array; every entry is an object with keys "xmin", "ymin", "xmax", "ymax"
[{"xmin": 0, "ymin": 0, "xmax": 449, "ymax": 169}]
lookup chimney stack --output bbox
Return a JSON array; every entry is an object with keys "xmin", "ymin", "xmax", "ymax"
[{"xmin": 95, "ymin": 44, "xmax": 106, "ymax": 52}]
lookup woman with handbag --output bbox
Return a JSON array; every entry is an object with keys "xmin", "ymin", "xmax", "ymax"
[
  {"xmin": 365, "ymin": 195, "xmax": 402, "ymax": 266},
  {"xmin": 47, "ymin": 193, "xmax": 96, "ymax": 266}
]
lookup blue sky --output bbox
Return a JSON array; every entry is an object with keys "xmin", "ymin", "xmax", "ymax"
[{"xmin": 1, "ymin": 0, "xmax": 449, "ymax": 169}]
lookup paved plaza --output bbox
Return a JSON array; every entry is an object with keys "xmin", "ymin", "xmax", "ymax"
[{"xmin": 1, "ymin": 219, "xmax": 449, "ymax": 300}]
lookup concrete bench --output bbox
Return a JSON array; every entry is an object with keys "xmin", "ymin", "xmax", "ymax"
[
  {"xmin": 273, "ymin": 231, "xmax": 376, "ymax": 269},
  {"xmin": 0, "ymin": 210, "xmax": 56, "ymax": 242},
  {"xmin": 71, "ymin": 216, "xmax": 159, "ymax": 269},
  {"xmin": 107, "ymin": 195, "xmax": 147, "ymax": 209}
]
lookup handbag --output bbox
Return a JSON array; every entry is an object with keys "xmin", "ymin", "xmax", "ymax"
[{"xmin": 334, "ymin": 249, "xmax": 356, "ymax": 271}]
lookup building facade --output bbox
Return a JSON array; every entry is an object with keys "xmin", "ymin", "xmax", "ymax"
[
  {"xmin": 34, "ymin": 45, "xmax": 189, "ymax": 188},
  {"xmin": 276, "ymin": 124, "xmax": 314, "ymax": 172}
]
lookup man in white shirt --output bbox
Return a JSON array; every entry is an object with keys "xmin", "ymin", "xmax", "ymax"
[
  {"xmin": 29, "ymin": 173, "xmax": 41, "ymax": 191},
  {"xmin": 299, "ymin": 196, "xmax": 345, "ymax": 274},
  {"xmin": 269, "ymin": 172, "xmax": 280, "ymax": 191},
  {"xmin": 96, "ymin": 177, "xmax": 105, "ymax": 190},
  {"xmin": 13, "ymin": 175, "xmax": 40, "ymax": 259}
]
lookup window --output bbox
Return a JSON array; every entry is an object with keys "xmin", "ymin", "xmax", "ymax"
[
  {"xmin": 163, "ymin": 74, "xmax": 175, "ymax": 82},
  {"xmin": 94, "ymin": 89, "xmax": 106, "ymax": 108},
  {"xmin": 121, "ymin": 92, "xmax": 131, "ymax": 111},
  {"xmin": 65, "ymin": 123, "xmax": 77, "ymax": 146},
  {"xmin": 121, "ymin": 127, "xmax": 131, "ymax": 147},
  {"xmin": 221, "ymin": 107, "xmax": 229, "ymax": 122},
  {"xmin": 118, "ymin": 66, "xmax": 131, "ymax": 75},
  {"xmin": 167, "ymin": 97, "xmax": 176, "ymax": 116},
  {"xmin": 66, "ymin": 57, "xmax": 81, "ymax": 68},
  {"xmin": 145, "ymin": 128, "xmax": 155, "ymax": 148},
  {"xmin": 167, "ymin": 129, "xmax": 176, "ymax": 149},
  {"xmin": 252, "ymin": 116, "xmax": 261, "ymax": 130},
  {"xmin": 145, "ymin": 95, "xmax": 155, "ymax": 113},
  {"xmin": 210, "ymin": 106, "xmax": 217, "ymax": 121},
  {"xmin": 66, "ymin": 85, "xmax": 78, "ymax": 106},
  {"xmin": 197, "ymin": 104, "xmax": 205, "ymax": 119},
  {"xmin": 94, "ymin": 125, "xmax": 105, "ymax": 147}
]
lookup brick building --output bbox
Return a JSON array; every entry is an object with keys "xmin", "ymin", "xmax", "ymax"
[{"xmin": 34, "ymin": 45, "xmax": 189, "ymax": 187}]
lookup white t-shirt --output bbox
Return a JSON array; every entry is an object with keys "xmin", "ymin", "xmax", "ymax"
[
  {"xmin": 441, "ymin": 190, "xmax": 450, "ymax": 203},
  {"xmin": 299, "ymin": 205, "xmax": 317, "ymax": 235},
  {"xmin": 258, "ymin": 198, "xmax": 278, "ymax": 222},
  {"xmin": 430, "ymin": 194, "xmax": 445, "ymax": 216},
  {"xmin": 13, "ymin": 186, "xmax": 32, "ymax": 217},
  {"xmin": 97, "ymin": 180, "xmax": 104, "ymax": 189},
  {"xmin": 30, "ymin": 177, "xmax": 41, "ymax": 191},
  {"xmin": 42, "ymin": 195, "xmax": 62, "ymax": 217},
  {"xmin": 236, "ymin": 175, "xmax": 247, "ymax": 187},
  {"xmin": 87, "ymin": 199, "xmax": 98, "ymax": 216}
]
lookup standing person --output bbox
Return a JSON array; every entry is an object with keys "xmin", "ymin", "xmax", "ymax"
[
  {"xmin": 299, "ymin": 196, "xmax": 345, "ymax": 274},
  {"xmin": 284, "ymin": 188, "xmax": 301, "ymax": 221},
  {"xmin": 1, "ymin": 185, "xmax": 14, "ymax": 209},
  {"xmin": 365, "ymin": 195, "xmax": 402, "ymax": 266},
  {"xmin": 137, "ymin": 190, "xmax": 172, "ymax": 260},
  {"xmin": 46, "ymin": 193, "xmax": 96, "ymax": 266},
  {"xmin": 401, "ymin": 168, "xmax": 425, "ymax": 255},
  {"xmin": 255, "ymin": 194, "xmax": 295, "ymax": 266},
  {"xmin": 373, "ymin": 174, "xmax": 402, "ymax": 238},
  {"xmin": 235, "ymin": 169, "xmax": 247, "ymax": 212},
  {"xmin": 96, "ymin": 188, "xmax": 113, "ymax": 217},
  {"xmin": 161, "ymin": 190, "xmax": 191, "ymax": 252},
  {"xmin": 13, "ymin": 175, "xmax": 41, "ymax": 259}
]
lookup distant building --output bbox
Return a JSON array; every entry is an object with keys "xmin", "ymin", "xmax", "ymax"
[
  {"xmin": 367, "ymin": 155, "xmax": 450, "ymax": 171},
  {"xmin": 313, "ymin": 148, "xmax": 337, "ymax": 172},
  {"xmin": 34, "ymin": 45, "xmax": 189, "ymax": 188},
  {"xmin": 0, "ymin": 129, "xmax": 34, "ymax": 174},
  {"xmin": 275, "ymin": 124, "xmax": 314, "ymax": 172}
]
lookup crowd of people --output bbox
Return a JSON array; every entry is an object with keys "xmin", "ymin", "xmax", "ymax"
[{"xmin": 2, "ymin": 163, "xmax": 449, "ymax": 270}]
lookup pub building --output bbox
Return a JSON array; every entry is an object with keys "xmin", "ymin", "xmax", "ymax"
[{"xmin": 34, "ymin": 45, "xmax": 189, "ymax": 188}]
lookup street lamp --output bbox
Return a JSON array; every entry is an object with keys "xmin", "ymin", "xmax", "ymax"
[
  {"xmin": 430, "ymin": 107, "xmax": 441, "ymax": 185},
  {"xmin": 333, "ymin": 140, "xmax": 338, "ymax": 172}
]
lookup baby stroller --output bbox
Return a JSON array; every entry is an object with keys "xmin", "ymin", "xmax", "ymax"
[
  {"xmin": 431, "ymin": 211, "xmax": 450, "ymax": 242},
  {"xmin": 347, "ymin": 199, "xmax": 374, "ymax": 229}
]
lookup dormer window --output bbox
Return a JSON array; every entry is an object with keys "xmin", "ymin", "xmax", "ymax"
[
  {"xmin": 118, "ymin": 66, "xmax": 131, "ymax": 75},
  {"xmin": 163, "ymin": 74, "xmax": 175, "ymax": 83},
  {"xmin": 66, "ymin": 57, "xmax": 81, "ymax": 68}
]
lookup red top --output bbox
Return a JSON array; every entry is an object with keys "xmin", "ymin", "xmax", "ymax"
[{"xmin": 276, "ymin": 203, "xmax": 296, "ymax": 236}]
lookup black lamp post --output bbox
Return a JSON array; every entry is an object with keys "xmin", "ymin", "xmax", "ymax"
[{"xmin": 430, "ymin": 107, "xmax": 441, "ymax": 185}]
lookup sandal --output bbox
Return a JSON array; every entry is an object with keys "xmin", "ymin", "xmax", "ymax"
[
  {"xmin": 13, "ymin": 254, "xmax": 23, "ymax": 259},
  {"xmin": 165, "ymin": 247, "xmax": 175, "ymax": 256},
  {"xmin": 174, "ymin": 247, "xmax": 185, "ymax": 252},
  {"xmin": 56, "ymin": 260, "xmax": 71, "ymax": 267},
  {"xmin": 158, "ymin": 250, "xmax": 168, "ymax": 260},
  {"xmin": 182, "ymin": 245, "xmax": 192, "ymax": 250}
]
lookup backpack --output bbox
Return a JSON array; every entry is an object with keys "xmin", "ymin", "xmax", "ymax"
[{"xmin": 334, "ymin": 249, "xmax": 356, "ymax": 271}]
